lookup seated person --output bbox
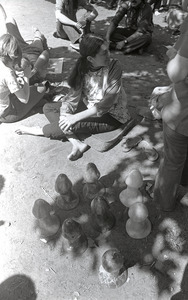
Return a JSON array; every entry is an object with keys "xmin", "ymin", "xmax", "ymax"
[
  {"xmin": 0, "ymin": 4, "xmax": 49, "ymax": 84},
  {"xmin": 106, "ymin": 0, "xmax": 153, "ymax": 54},
  {"xmin": 0, "ymin": 34, "xmax": 49, "ymax": 123},
  {"xmin": 166, "ymin": 1, "xmax": 188, "ymax": 34},
  {"xmin": 54, "ymin": 0, "xmax": 98, "ymax": 45},
  {"xmin": 16, "ymin": 33, "xmax": 132, "ymax": 161}
]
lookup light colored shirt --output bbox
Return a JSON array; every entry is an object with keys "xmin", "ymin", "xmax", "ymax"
[
  {"xmin": 0, "ymin": 61, "xmax": 20, "ymax": 117},
  {"xmin": 60, "ymin": 59, "xmax": 131, "ymax": 124}
]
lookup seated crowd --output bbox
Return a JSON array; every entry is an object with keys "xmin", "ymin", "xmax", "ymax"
[{"xmin": 0, "ymin": 0, "xmax": 188, "ymax": 212}]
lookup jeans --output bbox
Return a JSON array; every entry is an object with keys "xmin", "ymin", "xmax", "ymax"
[
  {"xmin": 154, "ymin": 122, "xmax": 188, "ymax": 211},
  {"xmin": 42, "ymin": 102, "xmax": 121, "ymax": 139}
]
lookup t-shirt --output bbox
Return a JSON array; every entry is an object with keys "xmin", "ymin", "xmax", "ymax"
[
  {"xmin": 162, "ymin": 31, "xmax": 188, "ymax": 136},
  {"xmin": 112, "ymin": 1, "xmax": 153, "ymax": 36},
  {"xmin": 0, "ymin": 61, "xmax": 20, "ymax": 117},
  {"xmin": 60, "ymin": 59, "xmax": 131, "ymax": 124},
  {"xmin": 56, "ymin": 0, "xmax": 93, "ymax": 21}
]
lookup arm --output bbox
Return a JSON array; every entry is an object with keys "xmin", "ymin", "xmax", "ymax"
[
  {"xmin": 55, "ymin": 0, "xmax": 79, "ymax": 28},
  {"xmin": 14, "ymin": 77, "xmax": 30, "ymax": 103},
  {"xmin": 106, "ymin": 4, "xmax": 128, "ymax": 42},
  {"xmin": 81, "ymin": 0, "xmax": 98, "ymax": 22},
  {"xmin": 55, "ymin": 11, "xmax": 78, "ymax": 27},
  {"xmin": 14, "ymin": 65, "xmax": 32, "ymax": 103},
  {"xmin": 126, "ymin": 5, "xmax": 153, "ymax": 43},
  {"xmin": 76, "ymin": 1, "xmax": 98, "ymax": 28},
  {"xmin": 167, "ymin": 54, "xmax": 188, "ymax": 84},
  {"xmin": 6, "ymin": 67, "xmax": 30, "ymax": 104},
  {"xmin": 59, "ymin": 106, "xmax": 97, "ymax": 132}
]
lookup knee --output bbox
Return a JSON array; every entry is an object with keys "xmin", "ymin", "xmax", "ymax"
[{"xmin": 41, "ymin": 50, "xmax": 49, "ymax": 62}]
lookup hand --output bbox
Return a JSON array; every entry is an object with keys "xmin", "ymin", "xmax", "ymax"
[
  {"xmin": 166, "ymin": 47, "xmax": 177, "ymax": 61},
  {"xmin": 116, "ymin": 40, "xmax": 127, "ymax": 50},
  {"xmin": 59, "ymin": 113, "xmax": 78, "ymax": 133},
  {"xmin": 23, "ymin": 65, "xmax": 32, "ymax": 78},
  {"xmin": 77, "ymin": 19, "xmax": 87, "ymax": 28},
  {"xmin": 75, "ymin": 22, "xmax": 84, "ymax": 34}
]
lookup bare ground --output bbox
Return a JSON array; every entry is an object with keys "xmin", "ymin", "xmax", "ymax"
[{"xmin": 0, "ymin": 1, "xmax": 188, "ymax": 300}]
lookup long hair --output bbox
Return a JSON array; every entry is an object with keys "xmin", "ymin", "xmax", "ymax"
[
  {"xmin": 0, "ymin": 33, "xmax": 22, "ymax": 66},
  {"xmin": 68, "ymin": 33, "xmax": 105, "ymax": 90}
]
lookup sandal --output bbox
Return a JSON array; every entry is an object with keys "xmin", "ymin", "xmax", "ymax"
[
  {"xmin": 121, "ymin": 135, "xmax": 142, "ymax": 152},
  {"xmin": 138, "ymin": 140, "xmax": 159, "ymax": 162}
]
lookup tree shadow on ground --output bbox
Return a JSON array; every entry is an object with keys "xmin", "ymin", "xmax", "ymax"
[
  {"xmin": 45, "ymin": 152, "xmax": 188, "ymax": 298},
  {"xmin": 0, "ymin": 175, "xmax": 5, "ymax": 194},
  {"xmin": 0, "ymin": 274, "xmax": 37, "ymax": 300}
]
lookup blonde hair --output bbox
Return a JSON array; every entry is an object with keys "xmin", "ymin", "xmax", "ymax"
[{"xmin": 0, "ymin": 33, "xmax": 22, "ymax": 66}]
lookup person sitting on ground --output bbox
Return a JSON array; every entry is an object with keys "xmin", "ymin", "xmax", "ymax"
[
  {"xmin": 15, "ymin": 33, "xmax": 132, "ymax": 161},
  {"xmin": 0, "ymin": 34, "xmax": 50, "ymax": 123},
  {"xmin": 106, "ymin": 0, "xmax": 153, "ymax": 54},
  {"xmin": 0, "ymin": 4, "xmax": 49, "ymax": 85},
  {"xmin": 54, "ymin": 0, "xmax": 98, "ymax": 47},
  {"xmin": 166, "ymin": 0, "xmax": 188, "ymax": 34},
  {"xmin": 153, "ymin": 15, "xmax": 188, "ymax": 211}
]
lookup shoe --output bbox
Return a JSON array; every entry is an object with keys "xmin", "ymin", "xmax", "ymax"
[
  {"xmin": 138, "ymin": 140, "xmax": 159, "ymax": 162},
  {"xmin": 121, "ymin": 135, "xmax": 142, "ymax": 152}
]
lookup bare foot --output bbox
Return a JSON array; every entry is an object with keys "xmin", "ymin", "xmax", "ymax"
[
  {"xmin": 67, "ymin": 144, "xmax": 89, "ymax": 161},
  {"xmin": 15, "ymin": 126, "xmax": 43, "ymax": 136}
]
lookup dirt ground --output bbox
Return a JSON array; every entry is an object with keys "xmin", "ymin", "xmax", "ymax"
[{"xmin": 1, "ymin": 1, "xmax": 188, "ymax": 300}]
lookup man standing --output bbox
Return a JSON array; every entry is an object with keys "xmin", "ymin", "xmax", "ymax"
[
  {"xmin": 106, "ymin": 0, "xmax": 153, "ymax": 54},
  {"xmin": 154, "ymin": 16, "xmax": 188, "ymax": 211}
]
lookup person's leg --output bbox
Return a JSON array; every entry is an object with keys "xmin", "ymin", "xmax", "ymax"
[
  {"xmin": 1, "ymin": 85, "xmax": 47, "ymax": 123},
  {"xmin": 31, "ymin": 50, "xmax": 50, "ymax": 79},
  {"xmin": 54, "ymin": 20, "xmax": 69, "ymax": 39},
  {"xmin": 109, "ymin": 28, "xmax": 135, "ymax": 45},
  {"xmin": 154, "ymin": 123, "xmax": 188, "ymax": 211},
  {"xmin": 64, "ymin": 112, "xmax": 121, "ymax": 161},
  {"xmin": 123, "ymin": 33, "xmax": 152, "ymax": 54},
  {"xmin": 109, "ymin": 28, "xmax": 152, "ymax": 53},
  {"xmin": 15, "ymin": 102, "xmax": 64, "ymax": 138},
  {"xmin": 72, "ymin": 114, "xmax": 121, "ymax": 134},
  {"xmin": 31, "ymin": 27, "xmax": 48, "ymax": 51},
  {"xmin": 54, "ymin": 20, "xmax": 81, "ymax": 43}
]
